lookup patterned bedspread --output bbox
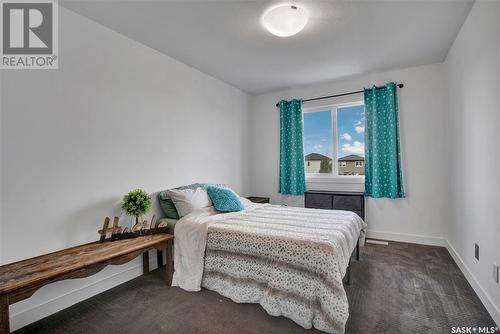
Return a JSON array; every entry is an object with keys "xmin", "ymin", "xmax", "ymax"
[{"xmin": 172, "ymin": 204, "xmax": 366, "ymax": 334}]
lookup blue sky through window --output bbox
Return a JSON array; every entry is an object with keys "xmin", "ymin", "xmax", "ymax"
[
  {"xmin": 337, "ymin": 104, "xmax": 365, "ymax": 158},
  {"xmin": 303, "ymin": 110, "xmax": 332, "ymax": 158},
  {"xmin": 303, "ymin": 104, "xmax": 365, "ymax": 159}
]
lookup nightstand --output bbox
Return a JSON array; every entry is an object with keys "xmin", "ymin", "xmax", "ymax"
[{"xmin": 246, "ymin": 196, "xmax": 270, "ymax": 204}]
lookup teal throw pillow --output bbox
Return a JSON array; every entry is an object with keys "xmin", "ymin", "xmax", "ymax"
[{"xmin": 206, "ymin": 186, "xmax": 245, "ymax": 213}]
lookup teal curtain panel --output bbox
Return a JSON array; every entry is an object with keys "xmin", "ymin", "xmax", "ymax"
[
  {"xmin": 279, "ymin": 99, "xmax": 306, "ymax": 195},
  {"xmin": 364, "ymin": 82, "xmax": 405, "ymax": 198}
]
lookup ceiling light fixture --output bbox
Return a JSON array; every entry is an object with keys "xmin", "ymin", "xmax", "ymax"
[{"xmin": 262, "ymin": 4, "xmax": 309, "ymax": 37}]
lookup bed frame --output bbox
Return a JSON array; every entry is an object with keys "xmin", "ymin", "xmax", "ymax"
[{"xmin": 344, "ymin": 238, "xmax": 360, "ymax": 286}]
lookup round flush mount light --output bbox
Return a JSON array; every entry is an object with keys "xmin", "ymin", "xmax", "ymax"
[{"xmin": 262, "ymin": 4, "xmax": 309, "ymax": 37}]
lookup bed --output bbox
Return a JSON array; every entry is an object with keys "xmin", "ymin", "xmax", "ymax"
[{"xmin": 172, "ymin": 201, "xmax": 366, "ymax": 334}]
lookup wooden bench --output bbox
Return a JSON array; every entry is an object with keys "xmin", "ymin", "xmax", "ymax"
[{"xmin": 0, "ymin": 234, "xmax": 174, "ymax": 334}]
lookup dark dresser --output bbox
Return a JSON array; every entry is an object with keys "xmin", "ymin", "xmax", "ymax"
[{"xmin": 304, "ymin": 190, "xmax": 365, "ymax": 220}]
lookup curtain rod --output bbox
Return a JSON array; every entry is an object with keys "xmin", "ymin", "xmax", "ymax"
[{"xmin": 275, "ymin": 83, "xmax": 404, "ymax": 107}]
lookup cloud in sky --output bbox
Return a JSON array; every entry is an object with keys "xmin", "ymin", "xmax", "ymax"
[
  {"xmin": 342, "ymin": 141, "xmax": 364, "ymax": 155},
  {"xmin": 355, "ymin": 126, "xmax": 365, "ymax": 134},
  {"xmin": 354, "ymin": 113, "xmax": 365, "ymax": 126},
  {"xmin": 313, "ymin": 144, "xmax": 323, "ymax": 151},
  {"xmin": 340, "ymin": 133, "xmax": 352, "ymax": 141}
]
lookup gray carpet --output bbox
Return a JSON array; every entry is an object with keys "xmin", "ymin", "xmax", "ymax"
[{"xmin": 15, "ymin": 241, "xmax": 497, "ymax": 334}]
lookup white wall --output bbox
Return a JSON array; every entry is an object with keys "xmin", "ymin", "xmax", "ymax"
[
  {"xmin": 0, "ymin": 70, "xmax": 2, "ymax": 264},
  {"xmin": 249, "ymin": 63, "xmax": 450, "ymax": 245},
  {"xmin": 0, "ymin": 7, "xmax": 249, "ymax": 330},
  {"xmin": 444, "ymin": 0, "xmax": 500, "ymax": 324}
]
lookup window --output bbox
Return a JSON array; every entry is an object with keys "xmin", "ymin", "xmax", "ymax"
[{"xmin": 303, "ymin": 101, "xmax": 365, "ymax": 178}]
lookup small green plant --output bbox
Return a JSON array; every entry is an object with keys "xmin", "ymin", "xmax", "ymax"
[{"xmin": 121, "ymin": 189, "xmax": 152, "ymax": 224}]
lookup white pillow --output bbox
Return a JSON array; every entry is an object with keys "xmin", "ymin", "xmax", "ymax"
[
  {"xmin": 239, "ymin": 196, "xmax": 254, "ymax": 208},
  {"xmin": 166, "ymin": 187, "xmax": 212, "ymax": 217}
]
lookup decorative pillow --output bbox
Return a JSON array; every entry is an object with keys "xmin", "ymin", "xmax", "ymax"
[
  {"xmin": 166, "ymin": 187, "xmax": 212, "ymax": 217},
  {"xmin": 158, "ymin": 183, "xmax": 223, "ymax": 219},
  {"xmin": 157, "ymin": 195, "xmax": 180, "ymax": 219},
  {"xmin": 206, "ymin": 186, "xmax": 245, "ymax": 212}
]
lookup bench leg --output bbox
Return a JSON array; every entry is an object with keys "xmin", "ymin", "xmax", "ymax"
[
  {"xmin": 156, "ymin": 249, "xmax": 163, "ymax": 268},
  {"xmin": 142, "ymin": 251, "xmax": 149, "ymax": 275},
  {"xmin": 166, "ymin": 239, "xmax": 173, "ymax": 286},
  {"xmin": 0, "ymin": 294, "xmax": 9, "ymax": 334}
]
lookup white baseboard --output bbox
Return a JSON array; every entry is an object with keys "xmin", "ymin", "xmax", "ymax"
[
  {"xmin": 366, "ymin": 229, "xmax": 447, "ymax": 247},
  {"xmin": 446, "ymin": 241, "xmax": 500, "ymax": 326},
  {"xmin": 10, "ymin": 254, "xmax": 159, "ymax": 331}
]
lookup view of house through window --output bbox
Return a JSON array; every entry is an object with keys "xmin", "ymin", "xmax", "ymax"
[{"xmin": 303, "ymin": 102, "xmax": 365, "ymax": 176}]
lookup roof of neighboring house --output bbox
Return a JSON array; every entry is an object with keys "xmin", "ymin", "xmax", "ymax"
[
  {"xmin": 305, "ymin": 153, "xmax": 331, "ymax": 161},
  {"xmin": 338, "ymin": 154, "xmax": 365, "ymax": 161}
]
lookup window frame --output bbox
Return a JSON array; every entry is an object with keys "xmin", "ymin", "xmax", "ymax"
[
  {"xmin": 303, "ymin": 100, "xmax": 365, "ymax": 184},
  {"xmin": 355, "ymin": 161, "xmax": 364, "ymax": 167}
]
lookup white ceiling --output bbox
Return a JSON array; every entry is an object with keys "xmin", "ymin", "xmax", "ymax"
[{"xmin": 61, "ymin": 0, "xmax": 474, "ymax": 94}]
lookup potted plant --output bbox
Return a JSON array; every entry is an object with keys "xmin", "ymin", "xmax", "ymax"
[{"xmin": 121, "ymin": 189, "xmax": 152, "ymax": 224}]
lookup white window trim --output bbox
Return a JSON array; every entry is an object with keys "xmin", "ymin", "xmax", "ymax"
[
  {"xmin": 303, "ymin": 100, "xmax": 365, "ymax": 183},
  {"xmin": 355, "ymin": 161, "xmax": 364, "ymax": 167},
  {"xmin": 306, "ymin": 175, "xmax": 365, "ymax": 184}
]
